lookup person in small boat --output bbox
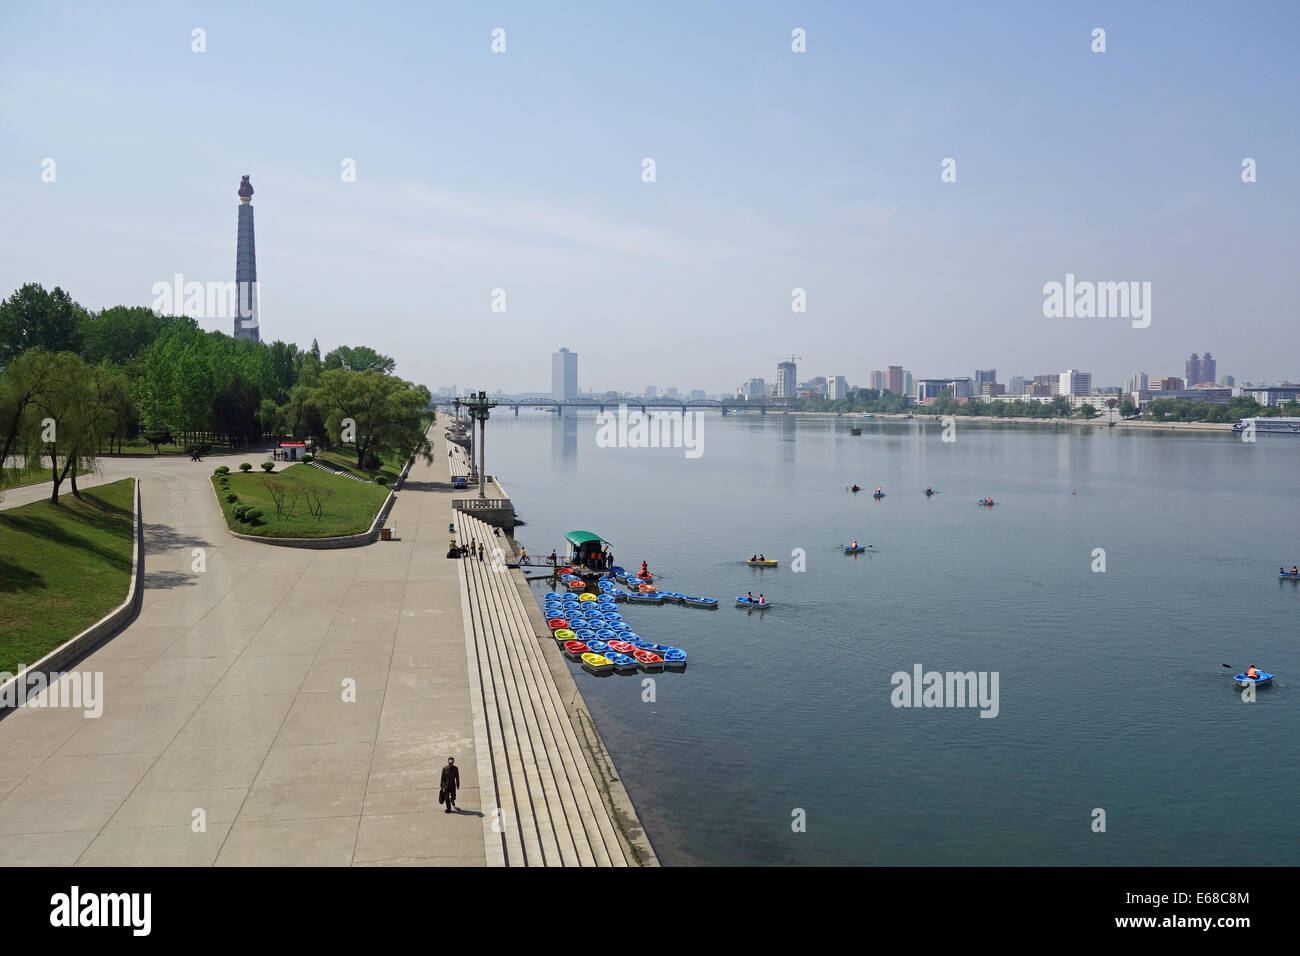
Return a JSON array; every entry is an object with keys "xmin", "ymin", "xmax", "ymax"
[
  {"xmin": 1293, "ymin": 567, "xmax": 1299, "ymax": 576},
  {"xmin": 926, "ymin": 486, "xmax": 932, "ymax": 493},
  {"xmin": 759, "ymin": 554, "xmax": 766, "ymax": 561},
  {"xmin": 747, "ymin": 591, "xmax": 755, "ymax": 601},
  {"xmin": 751, "ymin": 555, "xmax": 758, "ymax": 562},
  {"xmin": 1246, "ymin": 665, "xmax": 1259, "ymax": 679},
  {"xmin": 851, "ymin": 541, "xmax": 858, "ymax": 549},
  {"xmin": 851, "ymin": 484, "xmax": 860, "ymax": 492},
  {"xmin": 758, "ymin": 594, "xmax": 766, "ymax": 605}
]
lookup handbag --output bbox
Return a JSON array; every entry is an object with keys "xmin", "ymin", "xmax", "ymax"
[{"xmin": 438, "ymin": 787, "xmax": 446, "ymax": 805}]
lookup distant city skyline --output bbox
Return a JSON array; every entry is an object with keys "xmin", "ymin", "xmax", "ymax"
[{"xmin": 5, "ymin": 4, "xmax": 1297, "ymax": 391}]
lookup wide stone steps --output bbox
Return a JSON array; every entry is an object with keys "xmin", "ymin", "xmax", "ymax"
[
  {"xmin": 454, "ymin": 511, "xmax": 629, "ymax": 866},
  {"xmin": 304, "ymin": 458, "xmax": 374, "ymax": 482}
]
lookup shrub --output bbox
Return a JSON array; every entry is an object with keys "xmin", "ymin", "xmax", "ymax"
[
  {"xmin": 239, "ymin": 462, "xmax": 252, "ymax": 472},
  {"xmin": 261, "ymin": 461, "xmax": 275, "ymax": 472},
  {"xmin": 375, "ymin": 475, "xmax": 389, "ymax": 486},
  {"xmin": 243, "ymin": 508, "xmax": 263, "ymax": 524},
  {"xmin": 214, "ymin": 465, "xmax": 230, "ymax": 476},
  {"xmin": 231, "ymin": 504, "xmax": 249, "ymax": 521},
  {"xmin": 364, "ymin": 451, "xmax": 381, "ymax": 470},
  {"xmin": 225, "ymin": 492, "xmax": 239, "ymax": 503},
  {"xmin": 301, "ymin": 453, "xmax": 314, "ymax": 463}
]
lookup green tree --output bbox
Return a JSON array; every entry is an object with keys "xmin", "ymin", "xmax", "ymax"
[
  {"xmin": 314, "ymin": 368, "xmax": 432, "ymax": 468},
  {"xmin": 0, "ymin": 348, "xmax": 53, "ymax": 477},
  {"xmin": 323, "ymin": 345, "xmax": 397, "ymax": 374},
  {"xmin": 19, "ymin": 353, "xmax": 116, "ymax": 501},
  {"xmin": 0, "ymin": 284, "xmax": 87, "ymax": 367},
  {"xmin": 79, "ymin": 305, "xmax": 162, "ymax": 366}
]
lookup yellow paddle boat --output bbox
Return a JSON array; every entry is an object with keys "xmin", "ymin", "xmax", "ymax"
[{"xmin": 580, "ymin": 652, "xmax": 614, "ymax": 675}]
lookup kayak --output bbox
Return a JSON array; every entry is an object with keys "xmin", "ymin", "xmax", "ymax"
[
  {"xmin": 873, "ymin": 492, "xmax": 885, "ymax": 498},
  {"xmin": 924, "ymin": 490, "xmax": 935, "ymax": 496},
  {"xmin": 735, "ymin": 596, "xmax": 773, "ymax": 608},
  {"xmin": 627, "ymin": 592, "xmax": 664, "ymax": 603},
  {"xmin": 844, "ymin": 546, "xmax": 865, "ymax": 554},
  {"xmin": 581, "ymin": 652, "xmax": 614, "ymax": 675},
  {"xmin": 1234, "ymin": 672, "xmax": 1274, "ymax": 686},
  {"xmin": 1279, "ymin": 572, "xmax": 1300, "ymax": 579},
  {"xmin": 977, "ymin": 500, "xmax": 995, "ymax": 506},
  {"xmin": 747, "ymin": 559, "xmax": 778, "ymax": 567},
  {"xmin": 682, "ymin": 596, "xmax": 718, "ymax": 608}
]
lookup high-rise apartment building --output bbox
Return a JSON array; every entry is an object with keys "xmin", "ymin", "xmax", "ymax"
[
  {"xmin": 776, "ymin": 361, "xmax": 798, "ymax": 399},
  {"xmin": 828, "ymin": 375, "xmax": 849, "ymax": 400},
  {"xmin": 1059, "ymin": 370, "xmax": 1092, "ymax": 396},
  {"xmin": 887, "ymin": 366, "xmax": 904, "ymax": 395},
  {"xmin": 551, "ymin": 347, "xmax": 578, "ymax": 400}
]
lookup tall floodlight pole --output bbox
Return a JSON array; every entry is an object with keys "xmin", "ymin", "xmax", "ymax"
[{"xmin": 462, "ymin": 390, "xmax": 497, "ymax": 499}]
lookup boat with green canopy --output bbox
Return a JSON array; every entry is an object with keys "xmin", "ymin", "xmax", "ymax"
[{"xmin": 564, "ymin": 530, "xmax": 613, "ymax": 572}]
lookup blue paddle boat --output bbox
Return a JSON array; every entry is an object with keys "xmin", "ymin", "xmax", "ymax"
[
  {"xmin": 662, "ymin": 648, "xmax": 687, "ymax": 670},
  {"xmin": 735, "ymin": 596, "xmax": 773, "ymax": 608},
  {"xmin": 843, "ymin": 545, "xmax": 866, "ymax": 554},
  {"xmin": 682, "ymin": 596, "xmax": 718, "ymax": 608},
  {"xmin": 605, "ymin": 651, "xmax": 638, "ymax": 674}
]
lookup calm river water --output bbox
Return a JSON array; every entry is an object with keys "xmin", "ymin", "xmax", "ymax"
[{"xmin": 482, "ymin": 411, "xmax": 1299, "ymax": 865}]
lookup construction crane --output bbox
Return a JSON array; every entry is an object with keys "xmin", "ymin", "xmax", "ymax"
[{"xmin": 766, "ymin": 355, "xmax": 803, "ymax": 365}]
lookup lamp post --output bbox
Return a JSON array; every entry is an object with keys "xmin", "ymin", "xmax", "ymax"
[{"xmin": 461, "ymin": 390, "xmax": 497, "ymax": 499}]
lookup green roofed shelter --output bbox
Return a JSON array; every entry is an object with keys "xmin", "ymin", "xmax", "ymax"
[{"xmin": 564, "ymin": 531, "xmax": 608, "ymax": 547}]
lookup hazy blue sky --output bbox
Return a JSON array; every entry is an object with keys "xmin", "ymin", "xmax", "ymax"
[{"xmin": 2, "ymin": 1, "xmax": 1297, "ymax": 393}]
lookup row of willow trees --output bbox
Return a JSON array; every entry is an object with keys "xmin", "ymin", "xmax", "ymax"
[{"xmin": 0, "ymin": 283, "xmax": 433, "ymax": 501}]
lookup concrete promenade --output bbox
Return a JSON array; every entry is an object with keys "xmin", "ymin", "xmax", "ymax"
[{"xmin": 0, "ymin": 428, "xmax": 651, "ymax": 865}]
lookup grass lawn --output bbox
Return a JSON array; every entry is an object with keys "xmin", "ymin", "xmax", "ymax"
[
  {"xmin": 316, "ymin": 447, "xmax": 408, "ymax": 484},
  {"xmin": 0, "ymin": 478, "xmax": 135, "ymax": 675},
  {"xmin": 2, "ymin": 465, "xmax": 85, "ymax": 489},
  {"xmin": 212, "ymin": 463, "xmax": 390, "ymax": 538},
  {"xmin": 106, "ymin": 442, "xmax": 190, "ymax": 456}
]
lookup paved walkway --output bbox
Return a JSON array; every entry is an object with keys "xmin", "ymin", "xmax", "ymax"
[{"xmin": 0, "ymin": 439, "xmax": 486, "ymax": 865}]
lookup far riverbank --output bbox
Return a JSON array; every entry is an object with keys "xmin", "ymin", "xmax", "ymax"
[{"xmin": 739, "ymin": 410, "xmax": 1236, "ymax": 433}]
